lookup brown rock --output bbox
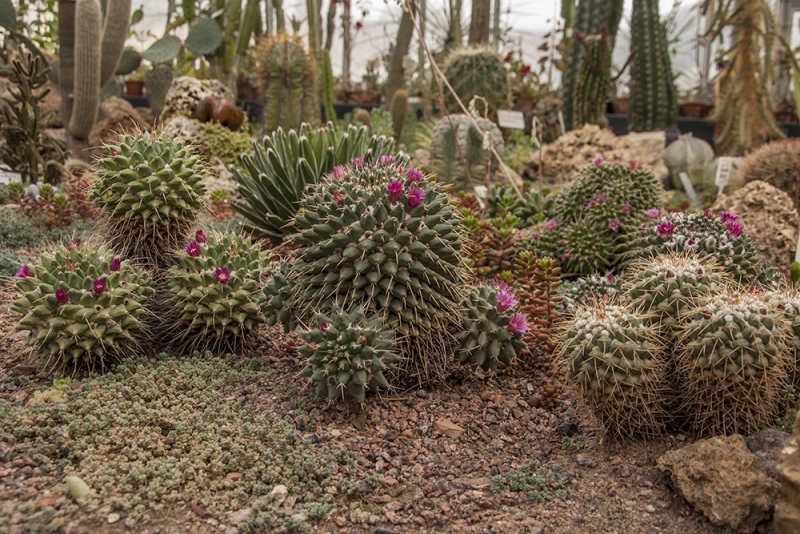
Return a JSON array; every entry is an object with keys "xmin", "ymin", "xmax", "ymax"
[
  {"xmin": 434, "ymin": 419, "xmax": 464, "ymax": 439},
  {"xmin": 775, "ymin": 413, "xmax": 800, "ymax": 534},
  {"xmin": 657, "ymin": 434, "xmax": 779, "ymax": 533},
  {"xmin": 88, "ymin": 97, "xmax": 148, "ymax": 157},
  {"xmin": 161, "ymin": 76, "xmax": 234, "ymax": 122},
  {"xmin": 746, "ymin": 428, "xmax": 791, "ymax": 479},
  {"xmin": 195, "ymin": 96, "xmax": 245, "ymax": 131}
]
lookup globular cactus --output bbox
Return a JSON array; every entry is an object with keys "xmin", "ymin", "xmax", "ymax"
[
  {"xmin": 442, "ymin": 46, "xmax": 509, "ymax": 117},
  {"xmin": 321, "ymin": 49, "xmax": 336, "ymax": 124},
  {"xmin": 429, "ymin": 114, "xmax": 504, "ymax": 192},
  {"xmin": 164, "ymin": 231, "xmax": 273, "ymax": 354},
  {"xmin": 455, "ymin": 283, "xmax": 529, "ymax": 372},
  {"xmin": 740, "ymin": 139, "xmax": 800, "ymax": 211},
  {"xmin": 299, "ymin": 308, "xmax": 399, "ymax": 403},
  {"xmin": 352, "ymin": 108, "xmax": 372, "ymax": 130},
  {"xmin": 10, "ymin": 243, "xmax": 153, "ymax": 372},
  {"xmin": 91, "ymin": 132, "xmax": 207, "ymax": 270},
  {"xmin": 676, "ymin": 288, "xmax": 789, "ymax": 435},
  {"xmin": 763, "ymin": 288, "xmax": 800, "ymax": 388},
  {"xmin": 390, "ymin": 89, "xmax": 409, "ymax": 142},
  {"xmin": 573, "ymin": 27, "xmax": 612, "ymax": 128},
  {"xmin": 558, "ymin": 273, "xmax": 620, "ymax": 316},
  {"xmin": 286, "ymin": 161, "xmax": 469, "ymax": 387},
  {"xmin": 533, "ymin": 219, "xmax": 615, "ymax": 275},
  {"xmin": 257, "ymin": 33, "xmax": 316, "ymax": 133},
  {"xmin": 260, "ymin": 262, "xmax": 298, "ymax": 333},
  {"xmin": 560, "ymin": 302, "xmax": 670, "ymax": 438},
  {"xmin": 663, "ymin": 134, "xmax": 715, "ymax": 194},
  {"xmin": 628, "ymin": 0, "xmax": 678, "ymax": 132}
]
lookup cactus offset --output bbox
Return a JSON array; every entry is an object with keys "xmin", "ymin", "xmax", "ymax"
[
  {"xmin": 390, "ymin": 89, "xmax": 409, "ymax": 143},
  {"xmin": 442, "ymin": 47, "xmax": 509, "ymax": 117},
  {"xmin": 260, "ymin": 262, "xmax": 298, "ymax": 333},
  {"xmin": 573, "ymin": 27, "xmax": 612, "ymax": 128},
  {"xmin": 257, "ymin": 33, "xmax": 316, "ymax": 132}
]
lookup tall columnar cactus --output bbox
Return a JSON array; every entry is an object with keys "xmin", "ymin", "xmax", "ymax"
[
  {"xmin": 321, "ymin": 49, "xmax": 336, "ymax": 124},
  {"xmin": 390, "ymin": 89, "xmax": 409, "ymax": 143},
  {"xmin": 10, "ymin": 243, "xmax": 153, "ymax": 372},
  {"xmin": 573, "ymin": 27, "xmax": 612, "ymax": 128},
  {"xmin": 562, "ymin": 0, "xmax": 624, "ymax": 131},
  {"xmin": 58, "ymin": 0, "xmax": 131, "ymax": 152},
  {"xmin": 257, "ymin": 33, "xmax": 316, "ymax": 133},
  {"xmin": 442, "ymin": 47, "xmax": 509, "ymax": 117},
  {"xmin": 628, "ymin": 0, "xmax": 678, "ymax": 132}
]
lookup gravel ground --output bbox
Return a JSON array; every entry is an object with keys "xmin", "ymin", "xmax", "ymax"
[{"xmin": 0, "ymin": 278, "xmax": 736, "ymax": 534}]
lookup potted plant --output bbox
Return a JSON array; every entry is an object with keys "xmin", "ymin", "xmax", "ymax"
[
  {"xmin": 677, "ymin": 88, "xmax": 713, "ymax": 119},
  {"xmin": 125, "ymin": 65, "xmax": 147, "ymax": 96}
]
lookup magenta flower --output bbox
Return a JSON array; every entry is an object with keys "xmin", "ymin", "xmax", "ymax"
[
  {"xmin": 379, "ymin": 155, "xmax": 395, "ymax": 165},
  {"xmin": 607, "ymin": 274, "xmax": 616, "ymax": 285},
  {"xmin": 260, "ymin": 271, "xmax": 271, "ymax": 279},
  {"xmin": 351, "ymin": 156, "xmax": 365, "ymax": 166},
  {"xmin": 93, "ymin": 279, "xmax": 105, "ymax": 295},
  {"xmin": 704, "ymin": 209, "xmax": 713, "ymax": 218},
  {"xmin": 387, "ymin": 180, "xmax": 403, "ymax": 203},
  {"xmin": 545, "ymin": 219, "xmax": 557, "ymax": 231},
  {"xmin": 596, "ymin": 195, "xmax": 605, "ymax": 204},
  {"xmin": 214, "ymin": 267, "xmax": 230, "ymax": 284},
  {"xmin": 560, "ymin": 253, "xmax": 571, "ymax": 261},
  {"xmin": 530, "ymin": 232, "xmax": 539, "ymax": 240},
  {"xmin": 493, "ymin": 280, "xmax": 512, "ymax": 291},
  {"xmin": 407, "ymin": 168, "xmax": 422, "ymax": 183},
  {"xmin": 330, "ymin": 165, "xmax": 348, "ymax": 179},
  {"xmin": 109, "ymin": 258, "xmax": 121, "ymax": 272},
  {"xmin": 719, "ymin": 211, "xmax": 738, "ymax": 223},
  {"xmin": 629, "ymin": 160, "xmax": 638, "ymax": 169},
  {"xmin": 645, "ymin": 208, "xmax": 661, "ymax": 219},
  {"xmin": 184, "ymin": 241, "xmax": 201, "ymax": 257},
  {"xmin": 688, "ymin": 238, "xmax": 696, "ymax": 245},
  {"xmin": 495, "ymin": 288, "xmax": 518, "ymax": 312},
  {"xmin": 111, "ymin": 151, "xmax": 119, "ymax": 156},
  {"xmin": 67, "ymin": 239, "xmax": 78, "ymax": 250},
  {"xmin": 196, "ymin": 230, "xmax": 207, "ymax": 243},
  {"xmin": 507, "ymin": 313, "xmax": 529, "ymax": 334},
  {"xmin": 587, "ymin": 200, "xmax": 597, "ymax": 209},
  {"xmin": 636, "ymin": 162, "xmax": 643, "ymax": 169},
  {"xmin": 656, "ymin": 221, "xmax": 675, "ymax": 235},
  {"xmin": 406, "ymin": 187, "xmax": 424, "ymax": 208},
  {"xmin": 16, "ymin": 265, "xmax": 34, "ymax": 278},
  {"xmin": 726, "ymin": 220, "xmax": 745, "ymax": 237},
  {"xmin": 55, "ymin": 289, "xmax": 69, "ymax": 304},
  {"xmin": 608, "ymin": 218, "xmax": 620, "ymax": 231},
  {"xmin": 614, "ymin": 159, "xmax": 621, "ymax": 166},
  {"xmin": 320, "ymin": 322, "xmax": 329, "ymax": 332},
  {"xmin": 621, "ymin": 204, "xmax": 631, "ymax": 213},
  {"xmin": 592, "ymin": 156, "xmax": 604, "ymax": 166},
  {"xmin": 332, "ymin": 190, "xmax": 345, "ymax": 205}
]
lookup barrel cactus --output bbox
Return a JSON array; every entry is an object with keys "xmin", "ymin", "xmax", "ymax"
[
  {"xmin": 560, "ymin": 302, "xmax": 670, "ymax": 438},
  {"xmin": 165, "ymin": 231, "xmax": 273, "ymax": 354},
  {"xmin": 764, "ymin": 288, "xmax": 800, "ymax": 387},
  {"xmin": 11, "ymin": 243, "xmax": 153, "ymax": 372},
  {"xmin": 558, "ymin": 273, "xmax": 620, "ymax": 316},
  {"xmin": 260, "ymin": 262, "xmax": 298, "ymax": 333},
  {"xmin": 676, "ymin": 288, "xmax": 789, "ymax": 435},
  {"xmin": 299, "ymin": 308, "xmax": 399, "ymax": 403},
  {"xmin": 533, "ymin": 219, "xmax": 615, "ymax": 275},
  {"xmin": 455, "ymin": 283, "xmax": 529, "ymax": 372},
  {"xmin": 740, "ymin": 138, "xmax": 800, "ymax": 212},
  {"xmin": 92, "ymin": 132, "xmax": 206, "ymax": 270},
  {"xmin": 442, "ymin": 46, "xmax": 509, "ymax": 117}
]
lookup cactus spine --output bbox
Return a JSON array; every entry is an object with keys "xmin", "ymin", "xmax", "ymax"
[
  {"xmin": 321, "ymin": 49, "xmax": 336, "ymax": 123},
  {"xmin": 628, "ymin": 0, "xmax": 677, "ymax": 132},
  {"xmin": 390, "ymin": 89, "xmax": 409, "ymax": 142},
  {"xmin": 573, "ymin": 27, "xmax": 612, "ymax": 128}
]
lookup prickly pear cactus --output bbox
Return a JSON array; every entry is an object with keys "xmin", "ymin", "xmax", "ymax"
[
  {"xmin": 260, "ymin": 262, "xmax": 298, "ymax": 333},
  {"xmin": 166, "ymin": 231, "xmax": 273, "ymax": 354},
  {"xmin": 10, "ymin": 243, "xmax": 153, "ymax": 371},
  {"xmin": 456, "ymin": 283, "xmax": 528, "ymax": 372},
  {"xmin": 560, "ymin": 302, "xmax": 670, "ymax": 438},
  {"xmin": 677, "ymin": 288, "xmax": 789, "ymax": 435},
  {"xmin": 92, "ymin": 132, "xmax": 207, "ymax": 269},
  {"xmin": 299, "ymin": 308, "xmax": 399, "ymax": 403}
]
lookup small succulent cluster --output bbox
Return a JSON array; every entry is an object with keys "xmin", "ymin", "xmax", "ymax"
[
  {"xmin": 485, "ymin": 185, "xmax": 558, "ymax": 226},
  {"xmin": 260, "ymin": 262, "xmax": 298, "ymax": 333},
  {"xmin": 456, "ymin": 283, "xmax": 529, "ymax": 372},
  {"xmin": 514, "ymin": 254, "xmax": 563, "ymax": 353},
  {"xmin": 92, "ymin": 132, "xmax": 206, "ymax": 269},
  {"xmin": 11, "ymin": 243, "xmax": 153, "ymax": 371},
  {"xmin": 463, "ymin": 214, "xmax": 520, "ymax": 277},
  {"xmin": 166, "ymin": 230, "xmax": 273, "ymax": 353},
  {"xmin": 299, "ymin": 308, "xmax": 399, "ymax": 403}
]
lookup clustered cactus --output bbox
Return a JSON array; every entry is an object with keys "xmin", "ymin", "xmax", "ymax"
[
  {"xmin": 11, "ymin": 242, "xmax": 153, "ymax": 371},
  {"xmin": 558, "ymin": 273, "xmax": 620, "ymax": 316},
  {"xmin": 299, "ymin": 308, "xmax": 399, "ymax": 403},
  {"xmin": 260, "ymin": 261, "xmax": 298, "ymax": 333}
]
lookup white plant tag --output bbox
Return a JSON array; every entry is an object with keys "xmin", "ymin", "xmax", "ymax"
[
  {"xmin": 0, "ymin": 165, "xmax": 21, "ymax": 185},
  {"xmin": 679, "ymin": 172, "xmax": 699, "ymax": 203},
  {"xmin": 497, "ymin": 110, "xmax": 525, "ymax": 129},
  {"xmin": 715, "ymin": 157, "xmax": 733, "ymax": 197}
]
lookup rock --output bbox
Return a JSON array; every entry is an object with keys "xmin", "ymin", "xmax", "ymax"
[
  {"xmin": 434, "ymin": 419, "xmax": 464, "ymax": 439},
  {"xmin": 88, "ymin": 97, "xmax": 149, "ymax": 157},
  {"xmin": 713, "ymin": 180, "xmax": 800, "ymax": 268},
  {"xmin": 657, "ymin": 434, "xmax": 779, "ymax": 533},
  {"xmin": 65, "ymin": 476, "xmax": 91, "ymax": 500},
  {"xmin": 191, "ymin": 503, "xmax": 208, "ymax": 518},
  {"xmin": 195, "ymin": 96, "xmax": 245, "ymax": 131},
  {"xmin": 135, "ymin": 107, "xmax": 155, "ymax": 128},
  {"xmin": 775, "ymin": 412, "xmax": 800, "ymax": 534},
  {"xmin": 161, "ymin": 115, "xmax": 205, "ymax": 147},
  {"xmin": 528, "ymin": 521, "xmax": 545, "ymax": 534},
  {"xmin": 330, "ymin": 429, "xmax": 342, "ymax": 437},
  {"xmin": 107, "ymin": 513, "xmax": 120, "ymax": 524},
  {"xmin": 270, "ymin": 484, "xmax": 288, "ymax": 503},
  {"xmin": 746, "ymin": 428, "xmax": 791, "ymax": 479},
  {"xmin": 290, "ymin": 513, "xmax": 306, "ymax": 523},
  {"xmin": 226, "ymin": 508, "xmax": 251, "ymax": 526},
  {"xmin": 161, "ymin": 76, "xmax": 234, "ymax": 123},
  {"xmin": 39, "ymin": 494, "xmax": 62, "ymax": 507}
]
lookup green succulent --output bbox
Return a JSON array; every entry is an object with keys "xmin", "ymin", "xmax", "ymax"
[
  {"xmin": 260, "ymin": 261, "xmax": 298, "ymax": 333},
  {"xmin": 558, "ymin": 272, "xmax": 620, "ymax": 316},
  {"xmin": 299, "ymin": 308, "xmax": 399, "ymax": 403},
  {"xmin": 11, "ymin": 243, "xmax": 153, "ymax": 371},
  {"xmin": 442, "ymin": 46, "xmax": 510, "ymax": 116},
  {"xmin": 534, "ymin": 219, "xmax": 615, "ymax": 275},
  {"xmin": 485, "ymin": 185, "xmax": 558, "ymax": 226},
  {"xmin": 765, "ymin": 288, "xmax": 800, "ymax": 388}
]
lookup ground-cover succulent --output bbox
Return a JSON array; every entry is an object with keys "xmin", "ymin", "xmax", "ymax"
[{"xmin": 10, "ymin": 243, "xmax": 153, "ymax": 371}]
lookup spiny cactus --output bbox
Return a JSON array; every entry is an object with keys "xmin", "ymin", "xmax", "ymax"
[
  {"xmin": 558, "ymin": 273, "xmax": 620, "ymax": 316},
  {"xmin": 91, "ymin": 132, "xmax": 207, "ymax": 270},
  {"xmin": 534, "ymin": 219, "xmax": 615, "ymax": 275},
  {"xmin": 260, "ymin": 261, "xmax": 298, "ymax": 333},
  {"xmin": 456, "ymin": 283, "xmax": 528, "ymax": 372},
  {"xmin": 165, "ymin": 231, "xmax": 273, "ymax": 354},
  {"xmin": 740, "ymin": 139, "xmax": 800, "ymax": 211},
  {"xmin": 10, "ymin": 243, "xmax": 153, "ymax": 372},
  {"xmin": 676, "ymin": 288, "xmax": 789, "ymax": 435},
  {"xmin": 299, "ymin": 308, "xmax": 399, "ymax": 403},
  {"xmin": 442, "ymin": 46, "xmax": 509, "ymax": 117},
  {"xmin": 764, "ymin": 288, "xmax": 800, "ymax": 387},
  {"xmin": 390, "ymin": 89, "xmax": 409, "ymax": 142},
  {"xmin": 352, "ymin": 108, "xmax": 372, "ymax": 130},
  {"xmin": 286, "ymin": 161, "xmax": 469, "ymax": 387},
  {"xmin": 257, "ymin": 32, "xmax": 316, "ymax": 132},
  {"xmin": 560, "ymin": 302, "xmax": 670, "ymax": 438},
  {"xmin": 573, "ymin": 27, "xmax": 612, "ymax": 128}
]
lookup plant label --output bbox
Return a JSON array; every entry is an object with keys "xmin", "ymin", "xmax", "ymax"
[
  {"xmin": 497, "ymin": 110, "xmax": 525, "ymax": 130},
  {"xmin": 679, "ymin": 172, "xmax": 699, "ymax": 203},
  {"xmin": 715, "ymin": 157, "xmax": 733, "ymax": 196},
  {"xmin": 0, "ymin": 165, "xmax": 21, "ymax": 185}
]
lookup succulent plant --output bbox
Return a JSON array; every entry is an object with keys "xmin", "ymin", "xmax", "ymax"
[
  {"xmin": 514, "ymin": 253, "xmax": 563, "ymax": 352},
  {"xmin": 676, "ymin": 288, "xmax": 789, "ymax": 435},
  {"xmin": 467, "ymin": 215, "xmax": 520, "ymax": 277},
  {"xmin": 558, "ymin": 273, "xmax": 620, "ymax": 315},
  {"xmin": 429, "ymin": 114, "xmax": 504, "ymax": 192},
  {"xmin": 560, "ymin": 302, "xmax": 670, "ymax": 438},
  {"xmin": 92, "ymin": 132, "xmax": 206, "ymax": 270},
  {"xmin": 260, "ymin": 261, "xmax": 298, "ymax": 333},
  {"xmin": 10, "ymin": 243, "xmax": 153, "ymax": 371},
  {"xmin": 390, "ymin": 89, "xmax": 409, "ymax": 142},
  {"xmin": 299, "ymin": 308, "xmax": 399, "ymax": 403},
  {"xmin": 740, "ymin": 139, "xmax": 800, "ymax": 211},
  {"xmin": 442, "ymin": 46, "xmax": 509, "ymax": 117},
  {"xmin": 165, "ymin": 231, "xmax": 273, "ymax": 354},
  {"xmin": 534, "ymin": 219, "xmax": 615, "ymax": 275},
  {"xmin": 764, "ymin": 288, "xmax": 800, "ymax": 387},
  {"xmin": 353, "ymin": 108, "xmax": 372, "ymax": 130},
  {"xmin": 456, "ymin": 283, "xmax": 528, "ymax": 372}
]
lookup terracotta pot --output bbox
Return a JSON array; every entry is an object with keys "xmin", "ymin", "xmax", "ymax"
[
  {"xmin": 125, "ymin": 80, "xmax": 145, "ymax": 96},
  {"xmin": 775, "ymin": 109, "xmax": 799, "ymax": 123},
  {"xmin": 678, "ymin": 102, "xmax": 712, "ymax": 118},
  {"xmin": 612, "ymin": 98, "xmax": 629, "ymax": 115},
  {"xmin": 514, "ymin": 95, "xmax": 535, "ymax": 112}
]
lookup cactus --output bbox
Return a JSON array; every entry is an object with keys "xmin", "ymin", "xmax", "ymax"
[
  {"xmin": 429, "ymin": 114, "xmax": 504, "ymax": 192},
  {"xmin": 740, "ymin": 139, "xmax": 800, "ymax": 211},
  {"xmin": 257, "ymin": 33, "xmax": 316, "ymax": 133},
  {"xmin": 677, "ymin": 288, "xmax": 789, "ymax": 435},
  {"xmin": 558, "ymin": 273, "xmax": 620, "ymax": 316},
  {"xmin": 115, "ymin": 47, "xmax": 142, "ymax": 76},
  {"xmin": 514, "ymin": 253, "xmax": 563, "ymax": 352},
  {"xmin": 305, "ymin": 0, "xmax": 321, "ymax": 61},
  {"xmin": 146, "ymin": 65, "xmax": 174, "ymax": 118},
  {"xmin": 352, "ymin": 108, "xmax": 373, "ymax": 130},
  {"xmin": 321, "ymin": 49, "xmax": 336, "ymax": 124},
  {"xmin": 663, "ymin": 133, "xmax": 715, "ymax": 195},
  {"xmin": 456, "ymin": 283, "xmax": 528, "ymax": 372},
  {"xmin": 627, "ymin": 0, "xmax": 677, "ymax": 132},
  {"xmin": 165, "ymin": 231, "xmax": 273, "ymax": 354},
  {"xmin": 560, "ymin": 302, "xmax": 670, "ymax": 438},
  {"xmin": 467, "ymin": 214, "xmax": 520, "ymax": 276},
  {"xmin": 442, "ymin": 47, "xmax": 509, "ymax": 117},
  {"xmin": 260, "ymin": 262, "xmax": 298, "ymax": 333},
  {"xmin": 534, "ymin": 219, "xmax": 615, "ymax": 275},
  {"xmin": 299, "ymin": 308, "xmax": 399, "ymax": 403},
  {"xmin": 69, "ymin": 0, "xmax": 102, "ymax": 139},
  {"xmin": 91, "ymin": 132, "xmax": 207, "ymax": 270},
  {"xmin": 764, "ymin": 288, "xmax": 800, "ymax": 388},
  {"xmin": 572, "ymin": 27, "xmax": 612, "ymax": 128},
  {"xmin": 10, "ymin": 243, "xmax": 153, "ymax": 372},
  {"xmin": 390, "ymin": 89, "xmax": 409, "ymax": 143}
]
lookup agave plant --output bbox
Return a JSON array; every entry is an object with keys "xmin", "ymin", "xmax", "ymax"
[{"xmin": 231, "ymin": 122, "xmax": 396, "ymax": 243}]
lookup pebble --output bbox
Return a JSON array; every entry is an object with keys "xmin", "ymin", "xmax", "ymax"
[
  {"xmin": 330, "ymin": 429, "xmax": 342, "ymax": 437},
  {"xmin": 645, "ymin": 504, "xmax": 656, "ymax": 513},
  {"xmin": 270, "ymin": 484, "xmax": 288, "ymax": 503},
  {"xmin": 291, "ymin": 513, "xmax": 307, "ymax": 522},
  {"xmin": 107, "ymin": 513, "xmax": 120, "ymax": 524}
]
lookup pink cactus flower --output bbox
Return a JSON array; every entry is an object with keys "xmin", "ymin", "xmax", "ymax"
[
  {"xmin": 93, "ymin": 279, "xmax": 105, "ymax": 295},
  {"xmin": 596, "ymin": 195, "xmax": 605, "ymax": 204},
  {"xmin": 16, "ymin": 265, "xmax": 34, "ymax": 278},
  {"xmin": 629, "ymin": 160, "xmax": 638, "ymax": 169},
  {"xmin": 657, "ymin": 221, "xmax": 675, "ymax": 235},
  {"xmin": 495, "ymin": 288, "xmax": 518, "ymax": 312},
  {"xmin": 726, "ymin": 220, "xmax": 745, "ymax": 237},
  {"xmin": 608, "ymin": 218, "xmax": 620, "ymax": 231},
  {"xmin": 621, "ymin": 204, "xmax": 631, "ymax": 213},
  {"xmin": 592, "ymin": 156, "xmax": 604, "ymax": 166},
  {"xmin": 320, "ymin": 322, "xmax": 329, "ymax": 332},
  {"xmin": 351, "ymin": 156, "xmax": 365, "ymax": 166},
  {"xmin": 607, "ymin": 274, "xmax": 616, "ymax": 285},
  {"xmin": 645, "ymin": 208, "xmax": 661, "ymax": 219},
  {"xmin": 719, "ymin": 211, "xmax": 738, "ymax": 223},
  {"xmin": 406, "ymin": 187, "xmax": 424, "ymax": 208},
  {"xmin": 109, "ymin": 258, "xmax": 121, "ymax": 272},
  {"xmin": 331, "ymin": 165, "xmax": 348, "ymax": 179},
  {"xmin": 545, "ymin": 219, "xmax": 557, "ymax": 231},
  {"xmin": 493, "ymin": 280, "xmax": 512, "ymax": 291},
  {"xmin": 407, "ymin": 168, "xmax": 422, "ymax": 183},
  {"xmin": 196, "ymin": 230, "xmax": 207, "ymax": 243},
  {"xmin": 387, "ymin": 180, "xmax": 403, "ymax": 203},
  {"xmin": 507, "ymin": 313, "xmax": 529, "ymax": 334},
  {"xmin": 560, "ymin": 253, "xmax": 571, "ymax": 261},
  {"xmin": 67, "ymin": 239, "xmax": 78, "ymax": 250},
  {"xmin": 55, "ymin": 289, "xmax": 69, "ymax": 304},
  {"xmin": 332, "ymin": 190, "xmax": 345, "ymax": 205},
  {"xmin": 184, "ymin": 241, "xmax": 201, "ymax": 257},
  {"xmin": 379, "ymin": 155, "xmax": 395, "ymax": 165},
  {"xmin": 214, "ymin": 267, "xmax": 230, "ymax": 284},
  {"xmin": 587, "ymin": 200, "xmax": 597, "ymax": 209}
]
